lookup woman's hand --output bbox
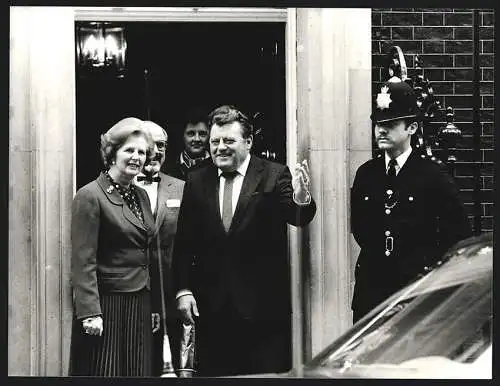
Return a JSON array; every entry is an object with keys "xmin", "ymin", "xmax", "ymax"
[{"xmin": 82, "ymin": 316, "xmax": 103, "ymax": 336}]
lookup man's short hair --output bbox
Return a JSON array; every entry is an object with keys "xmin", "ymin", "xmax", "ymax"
[
  {"xmin": 184, "ymin": 107, "xmax": 208, "ymax": 128},
  {"xmin": 208, "ymin": 105, "xmax": 253, "ymax": 138},
  {"xmin": 141, "ymin": 120, "xmax": 168, "ymax": 141}
]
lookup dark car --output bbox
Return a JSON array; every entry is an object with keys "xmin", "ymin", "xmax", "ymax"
[{"xmin": 244, "ymin": 233, "xmax": 493, "ymax": 379}]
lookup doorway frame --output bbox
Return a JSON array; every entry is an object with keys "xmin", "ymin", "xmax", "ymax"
[{"xmin": 74, "ymin": 5, "xmax": 303, "ymax": 371}]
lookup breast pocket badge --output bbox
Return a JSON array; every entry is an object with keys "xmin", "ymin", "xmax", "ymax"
[{"xmin": 166, "ymin": 199, "xmax": 181, "ymax": 208}]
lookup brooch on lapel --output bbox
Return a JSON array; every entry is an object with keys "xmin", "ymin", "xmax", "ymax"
[{"xmin": 106, "ymin": 186, "xmax": 114, "ymax": 194}]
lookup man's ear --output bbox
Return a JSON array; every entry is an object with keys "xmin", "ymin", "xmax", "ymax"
[
  {"xmin": 246, "ymin": 135, "xmax": 253, "ymax": 150},
  {"xmin": 407, "ymin": 121, "xmax": 418, "ymax": 135}
]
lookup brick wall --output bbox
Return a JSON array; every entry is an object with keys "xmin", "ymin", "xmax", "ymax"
[{"xmin": 372, "ymin": 8, "xmax": 494, "ymax": 233}]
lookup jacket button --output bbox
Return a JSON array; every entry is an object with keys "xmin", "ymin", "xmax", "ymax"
[{"xmin": 142, "ymin": 264, "xmax": 147, "ymax": 269}]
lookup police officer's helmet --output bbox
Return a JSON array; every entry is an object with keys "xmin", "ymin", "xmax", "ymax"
[{"xmin": 371, "ymin": 78, "xmax": 418, "ymax": 124}]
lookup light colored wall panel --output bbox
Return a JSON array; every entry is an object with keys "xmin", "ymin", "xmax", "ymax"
[
  {"xmin": 8, "ymin": 151, "xmax": 33, "ymax": 375},
  {"xmin": 9, "ymin": 6, "xmax": 75, "ymax": 376},
  {"xmin": 346, "ymin": 9, "xmax": 373, "ymax": 309},
  {"xmin": 296, "ymin": 8, "xmax": 371, "ymax": 359}
]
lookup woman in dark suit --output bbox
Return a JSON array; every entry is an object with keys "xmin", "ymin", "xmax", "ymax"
[{"xmin": 70, "ymin": 117, "xmax": 157, "ymax": 376}]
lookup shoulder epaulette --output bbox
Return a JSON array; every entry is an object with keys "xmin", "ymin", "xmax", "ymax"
[{"xmin": 421, "ymin": 154, "xmax": 444, "ymax": 167}]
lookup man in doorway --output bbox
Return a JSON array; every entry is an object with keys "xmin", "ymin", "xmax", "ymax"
[
  {"xmin": 350, "ymin": 80, "xmax": 472, "ymax": 323},
  {"xmin": 163, "ymin": 108, "xmax": 211, "ymax": 181},
  {"xmin": 135, "ymin": 120, "xmax": 185, "ymax": 375},
  {"xmin": 172, "ymin": 105, "xmax": 316, "ymax": 376}
]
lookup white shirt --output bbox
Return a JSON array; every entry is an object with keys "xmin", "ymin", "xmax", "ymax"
[
  {"xmin": 385, "ymin": 146, "xmax": 412, "ymax": 176},
  {"xmin": 134, "ymin": 173, "xmax": 159, "ymax": 214},
  {"xmin": 217, "ymin": 153, "xmax": 251, "ymax": 217}
]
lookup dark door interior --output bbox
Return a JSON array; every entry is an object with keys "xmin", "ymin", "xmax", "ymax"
[{"xmin": 75, "ymin": 21, "xmax": 286, "ymax": 189}]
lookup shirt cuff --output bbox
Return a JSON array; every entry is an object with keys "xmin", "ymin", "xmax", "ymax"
[
  {"xmin": 176, "ymin": 289, "xmax": 193, "ymax": 300},
  {"xmin": 293, "ymin": 191, "xmax": 312, "ymax": 206},
  {"xmin": 80, "ymin": 314, "xmax": 102, "ymax": 322}
]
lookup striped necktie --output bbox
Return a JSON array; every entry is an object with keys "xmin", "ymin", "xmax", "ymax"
[{"xmin": 221, "ymin": 171, "xmax": 238, "ymax": 232}]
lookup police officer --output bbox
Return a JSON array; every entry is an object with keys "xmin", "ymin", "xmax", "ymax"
[{"xmin": 350, "ymin": 79, "xmax": 472, "ymax": 323}]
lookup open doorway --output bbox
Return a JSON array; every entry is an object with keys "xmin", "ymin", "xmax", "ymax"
[{"xmin": 75, "ymin": 21, "xmax": 286, "ymax": 189}]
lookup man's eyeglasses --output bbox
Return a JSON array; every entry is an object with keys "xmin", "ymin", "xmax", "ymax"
[{"xmin": 155, "ymin": 141, "xmax": 167, "ymax": 151}]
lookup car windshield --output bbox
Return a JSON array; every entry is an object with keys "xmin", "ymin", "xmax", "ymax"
[{"xmin": 308, "ymin": 240, "xmax": 492, "ymax": 371}]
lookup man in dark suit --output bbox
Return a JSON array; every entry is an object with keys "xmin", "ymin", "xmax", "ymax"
[
  {"xmin": 135, "ymin": 121, "xmax": 185, "ymax": 375},
  {"xmin": 350, "ymin": 80, "xmax": 472, "ymax": 323},
  {"xmin": 172, "ymin": 105, "xmax": 316, "ymax": 376}
]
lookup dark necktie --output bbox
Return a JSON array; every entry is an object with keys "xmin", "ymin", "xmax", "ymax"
[
  {"xmin": 222, "ymin": 171, "xmax": 238, "ymax": 232},
  {"xmin": 387, "ymin": 158, "xmax": 397, "ymax": 187},
  {"xmin": 137, "ymin": 175, "xmax": 161, "ymax": 183}
]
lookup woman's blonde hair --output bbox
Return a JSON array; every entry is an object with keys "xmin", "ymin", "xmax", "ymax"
[{"xmin": 100, "ymin": 117, "xmax": 155, "ymax": 168}]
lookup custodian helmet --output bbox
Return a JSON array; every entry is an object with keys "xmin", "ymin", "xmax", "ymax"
[{"xmin": 371, "ymin": 78, "xmax": 418, "ymax": 123}]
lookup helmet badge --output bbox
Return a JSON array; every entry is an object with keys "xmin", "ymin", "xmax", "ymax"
[{"xmin": 376, "ymin": 85, "xmax": 392, "ymax": 110}]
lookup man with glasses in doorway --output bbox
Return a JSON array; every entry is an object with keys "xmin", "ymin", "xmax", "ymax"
[
  {"xmin": 135, "ymin": 120, "xmax": 185, "ymax": 376},
  {"xmin": 350, "ymin": 79, "xmax": 471, "ymax": 324}
]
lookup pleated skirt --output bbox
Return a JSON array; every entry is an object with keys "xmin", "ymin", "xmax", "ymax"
[{"xmin": 70, "ymin": 289, "xmax": 153, "ymax": 376}]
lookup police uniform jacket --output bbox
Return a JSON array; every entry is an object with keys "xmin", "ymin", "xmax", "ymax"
[
  {"xmin": 351, "ymin": 150, "xmax": 472, "ymax": 312},
  {"xmin": 71, "ymin": 172, "xmax": 156, "ymax": 320}
]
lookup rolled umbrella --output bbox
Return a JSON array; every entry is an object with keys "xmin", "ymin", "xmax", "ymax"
[{"xmin": 156, "ymin": 233, "xmax": 177, "ymax": 377}]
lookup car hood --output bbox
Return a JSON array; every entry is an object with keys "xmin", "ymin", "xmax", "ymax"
[
  {"xmin": 293, "ymin": 356, "xmax": 491, "ymax": 379},
  {"xmin": 230, "ymin": 354, "xmax": 491, "ymax": 379}
]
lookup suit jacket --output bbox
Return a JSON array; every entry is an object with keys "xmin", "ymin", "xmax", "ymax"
[
  {"xmin": 172, "ymin": 155, "xmax": 316, "ymax": 321},
  {"xmin": 163, "ymin": 155, "xmax": 212, "ymax": 181},
  {"xmin": 71, "ymin": 173, "xmax": 156, "ymax": 320},
  {"xmin": 147, "ymin": 172, "xmax": 185, "ymax": 317},
  {"xmin": 350, "ymin": 151, "xmax": 472, "ymax": 312}
]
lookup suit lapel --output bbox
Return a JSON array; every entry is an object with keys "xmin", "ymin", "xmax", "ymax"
[
  {"xmin": 96, "ymin": 172, "xmax": 148, "ymax": 232},
  {"xmin": 137, "ymin": 188, "xmax": 155, "ymax": 235},
  {"xmin": 204, "ymin": 165, "xmax": 226, "ymax": 232},
  {"xmin": 123, "ymin": 205, "xmax": 146, "ymax": 231},
  {"xmin": 96, "ymin": 172, "xmax": 123, "ymax": 205},
  {"xmin": 155, "ymin": 174, "xmax": 171, "ymax": 231},
  {"xmin": 229, "ymin": 156, "xmax": 264, "ymax": 233}
]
